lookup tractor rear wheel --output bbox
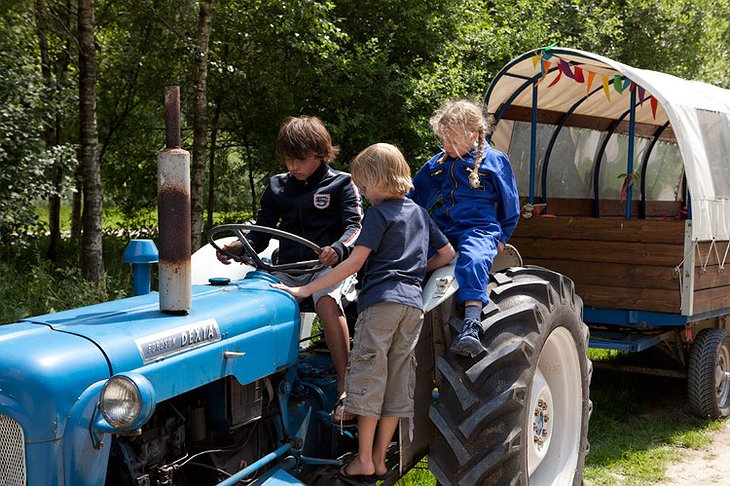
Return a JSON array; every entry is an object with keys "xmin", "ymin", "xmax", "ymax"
[
  {"xmin": 429, "ymin": 266, "xmax": 591, "ymax": 485},
  {"xmin": 688, "ymin": 328, "xmax": 730, "ymax": 419}
]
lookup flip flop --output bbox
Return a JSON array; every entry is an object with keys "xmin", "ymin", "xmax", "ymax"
[
  {"xmin": 339, "ymin": 464, "xmax": 376, "ymax": 486},
  {"xmin": 330, "ymin": 395, "xmax": 357, "ymax": 428},
  {"xmin": 371, "ymin": 469, "xmax": 395, "ymax": 481}
]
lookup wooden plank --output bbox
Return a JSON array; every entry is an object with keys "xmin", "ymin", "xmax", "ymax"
[
  {"xmin": 512, "ymin": 216, "xmax": 685, "ymax": 244},
  {"xmin": 501, "ymin": 105, "xmax": 677, "ymax": 142},
  {"xmin": 693, "ymin": 241, "xmax": 730, "ymax": 268},
  {"xmin": 693, "ymin": 287, "xmax": 730, "ymax": 315},
  {"xmin": 578, "ymin": 284, "xmax": 680, "ymax": 313},
  {"xmin": 511, "ymin": 237, "xmax": 684, "ymax": 266},
  {"xmin": 523, "ymin": 198, "xmax": 684, "ymax": 218},
  {"xmin": 693, "ymin": 265, "xmax": 730, "ymax": 290},
  {"xmin": 526, "ymin": 259, "xmax": 678, "ymax": 290}
]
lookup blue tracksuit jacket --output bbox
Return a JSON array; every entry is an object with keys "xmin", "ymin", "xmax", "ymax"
[{"xmin": 410, "ymin": 144, "xmax": 519, "ymax": 305}]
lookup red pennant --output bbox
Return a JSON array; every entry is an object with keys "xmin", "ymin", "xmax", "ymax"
[
  {"xmin": 548, "ymin": 68, "xmax": 562, "ymax": 88},
  {"xmin": 574, "ymin": 66, "xmax": 585, "ymax": 83},
  {"xmin": 629, "ymin": 82, "xmax": 636, "ymax": 91},
  {"xmin": 650, "ymin": 96, "xmax": 658, "ymax": 119}
]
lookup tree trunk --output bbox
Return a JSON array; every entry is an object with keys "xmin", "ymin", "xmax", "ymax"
[
  {"xmin": 248, "ymin": 161, "xmax": 257, "ymax": 216},
  {"xmin": 35, "ymin": 0, "xmax": 62, "ymax": 260},
  {"xmin": 71, "ymin": 168, "xmax": 82, "ymax": 240},
  {"xmin": 206, "ymin": 94, "xmax": 223, "ymax": 231},
  {"xmin": 78, "ymin": 0, "xmax": 104, "ymax": 282},
  {"xmin": 190, "ymin": 0, "xmax": 214, "ymax": 251}
]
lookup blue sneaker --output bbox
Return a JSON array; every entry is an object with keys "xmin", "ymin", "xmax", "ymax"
[{"xmin": 449, "ymin": 317, "xmax": 483, "ymax": 357}]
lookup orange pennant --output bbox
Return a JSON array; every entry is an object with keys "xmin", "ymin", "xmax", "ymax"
[
  {"xmin": 536, "ymin": 59, "xmax": 551, "ymax": 85},
  {"xmin": 586, "ymin": 71, "xmax": 596, "ymax": 95}
]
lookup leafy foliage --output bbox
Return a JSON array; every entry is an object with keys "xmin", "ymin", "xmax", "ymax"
[{"xmin": 1, "ymin": 0, "xmax": 729, "ymax": 268}]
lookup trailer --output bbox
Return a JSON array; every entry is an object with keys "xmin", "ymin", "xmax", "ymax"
[{"xmin": 485, "ymin": 47, "xmax": 730, "ymax": 418}]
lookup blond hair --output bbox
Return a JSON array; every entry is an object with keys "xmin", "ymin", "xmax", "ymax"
[
  {"xmin": 350, "ymin": 143, "xmax": 413, "ymax": 196},
  {"xmin": 430, "ymin": 99, "xmax": 486, "ymax": 164}
]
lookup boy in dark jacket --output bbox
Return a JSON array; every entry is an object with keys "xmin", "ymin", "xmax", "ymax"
[{"xmin": 218, "ymin": 116, "xmax": 362, "ymax": 421}]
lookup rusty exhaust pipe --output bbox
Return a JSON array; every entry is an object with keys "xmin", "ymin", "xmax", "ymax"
[{"xmin": 158, "ymin": 86, "xmax": 192, "ymax": 313}]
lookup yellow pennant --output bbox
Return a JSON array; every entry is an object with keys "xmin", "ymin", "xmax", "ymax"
[
  {"xmin": 532, "ymin": 54, "xmax": 541, "ymax": 68},
  {"xmin": 602, "ymin": 75, "xmax": 611, "ymax": 102}
]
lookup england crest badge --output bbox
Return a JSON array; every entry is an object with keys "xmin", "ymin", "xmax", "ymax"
[{"xmin": 313, "ymin": 193, "xmax": 331, "ymax": 209}]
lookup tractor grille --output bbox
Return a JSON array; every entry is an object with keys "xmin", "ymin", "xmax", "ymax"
[{"xmin": 0, "ymin": 414, "xmax": 26, "ymax": 486}]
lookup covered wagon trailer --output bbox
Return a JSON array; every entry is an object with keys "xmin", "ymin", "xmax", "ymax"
[{"xmin": 485, "ymin": 47, "xmax": 730, "ymax": 418}]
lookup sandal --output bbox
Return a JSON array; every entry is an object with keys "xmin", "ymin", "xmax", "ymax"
[
  {"xmin": 331, "ymin": 395, "xmax": 357, "ymax": 428},
  {"xmin": 339, "ymin": 464, "xmax": 376, "ymax": 486},
  {"xmin": 371, "ymin": 469, "xmax": 394, "ymax": 481}
]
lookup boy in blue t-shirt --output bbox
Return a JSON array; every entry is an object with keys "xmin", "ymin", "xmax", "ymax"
[{"xmin": 272, "ymin": 143, "xmax": 454, "ymax": 484}]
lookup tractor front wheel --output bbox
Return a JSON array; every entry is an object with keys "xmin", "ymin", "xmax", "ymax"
[{"xmin": 429, "ymin": 266, "xmax": 591, "ymax": 485}]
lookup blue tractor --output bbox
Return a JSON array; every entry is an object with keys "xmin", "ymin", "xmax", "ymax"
[{"xmin": 0, "ymin": 82, "xmax": 592, "ymax": 485}]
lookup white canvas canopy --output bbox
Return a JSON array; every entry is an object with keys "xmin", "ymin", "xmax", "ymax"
[{"xmin": 486, "ymin": 47, "xmax": 730, "ymax": 242}]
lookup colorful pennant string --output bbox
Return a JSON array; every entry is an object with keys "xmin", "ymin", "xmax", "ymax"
[{"xmin": 533, "ymin": 49, "xmax": 662, "ymax": 120}]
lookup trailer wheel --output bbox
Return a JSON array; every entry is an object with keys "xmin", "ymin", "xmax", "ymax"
[
  {"xmin": 428, "ymin": 266, "xmax": 591, "ymax": 486},
  {"xmin": 688, "ymin": 328, "xmax": 730, "ymax": 418}
]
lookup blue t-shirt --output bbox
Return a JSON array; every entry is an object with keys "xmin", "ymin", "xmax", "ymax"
[{"xmin": 355, "ymin": 198, "xmax": 449, "ymax": 312}]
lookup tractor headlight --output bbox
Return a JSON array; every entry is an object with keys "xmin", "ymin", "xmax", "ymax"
[{"xmin": 99, "ymin": 372, "xmax": 156, "ymax": 430}]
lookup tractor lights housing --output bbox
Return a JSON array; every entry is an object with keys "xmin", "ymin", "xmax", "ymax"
[{"xmin": 98, "ymin": 372, "xmax": 156, "ymax": 431}]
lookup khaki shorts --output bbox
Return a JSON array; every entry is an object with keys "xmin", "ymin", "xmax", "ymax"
[
  {"xmin": 273, "ymin": 268, "xmax": 357, "ymax": 312},
  {"xmin": 344, "ymin": 302, "xmax": 424, "ymax": 419}
]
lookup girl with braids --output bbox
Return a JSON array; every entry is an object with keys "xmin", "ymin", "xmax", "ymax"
[{"xmin": 409, "ymin": 99, "xmax": 520, "ymax": 357}]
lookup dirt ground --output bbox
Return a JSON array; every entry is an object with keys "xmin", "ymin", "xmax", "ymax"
[{"xmin": 655, "ymin": 418, "xmax": 730, "ymax": 485}]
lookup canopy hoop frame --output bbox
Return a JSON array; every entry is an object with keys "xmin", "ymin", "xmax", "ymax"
[{"xmin": 540, "ymin": 84, "xmax": 607, "ymax": 210}]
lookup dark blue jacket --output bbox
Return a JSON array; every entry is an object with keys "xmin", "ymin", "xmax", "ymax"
[
  {"xmin": 250, "ymin": 163, "xmax": 363, "ymax": 265},
  {"xmin": 409, "ymin": 145, "xmax": 519, "ymax": 245}
]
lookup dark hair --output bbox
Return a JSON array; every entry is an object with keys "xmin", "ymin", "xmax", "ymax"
[{"xmin": 276, "ymin": 116, "xmax": 340, "ymax": 163}]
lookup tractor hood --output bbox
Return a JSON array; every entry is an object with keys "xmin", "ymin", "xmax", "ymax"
[{"xmin": 13, "ymin": 271, "xmax": 299, "ymax": 409}]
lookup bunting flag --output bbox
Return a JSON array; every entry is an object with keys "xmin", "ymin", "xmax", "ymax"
[
  {"xmin": 532, "ymin": 50, "xmax": 659, "ymax": 112},
  {"xmin": 559, "ymin": 59, "xmax": 575, "ymax": 80},
  {"xmin": 536, "ymin": 59, "xmax": 551, "ymax": 85},
  {"xmin": 574, "ymin": 66, "xmax": 585, "ymax": 83},
  {"xmin": 586, "ymin": 70, "xmax": 596, "ymax": 95},
  {"xmin": 548, "ymin": 68, "xmax": 562, "ymax": 87},
  {"xmin": 614, "ymin": 75, "xmax": 624, "ymax": 94}
]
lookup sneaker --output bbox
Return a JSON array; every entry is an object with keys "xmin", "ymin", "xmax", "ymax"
[{"xmin": 449, "ymin": 317, "xmax": 483, "ymax": 357}]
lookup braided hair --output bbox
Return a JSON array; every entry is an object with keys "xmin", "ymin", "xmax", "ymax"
[{"xmin": 430, "ymin": 99, "xmax": 487, "ymax": 187}]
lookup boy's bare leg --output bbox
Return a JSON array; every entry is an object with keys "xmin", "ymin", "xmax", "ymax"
[
  {"xmin": 372, "ymin": 416, "xmax": 399, "ymax": 477},
  {"xmin": 344, "ymin": 415, "xmax": 377, "ymax": 477},
  {"xmin": 316, "ymin": 296, "xmax": 350, "ymax": 396}
]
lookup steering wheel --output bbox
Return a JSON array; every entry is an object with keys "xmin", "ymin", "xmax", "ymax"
[{"xmin": 207, "ymin": 224, "xmax": 325, "ymax": 275}]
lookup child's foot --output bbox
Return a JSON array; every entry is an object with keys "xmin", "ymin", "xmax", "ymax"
[
  {"xmin": 449, "ymin": 317, "xmax": 483, "ymax": 357},
  {"xmin": 339, "ymin": 458, "xmax": 376, "ymax": 485}
]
